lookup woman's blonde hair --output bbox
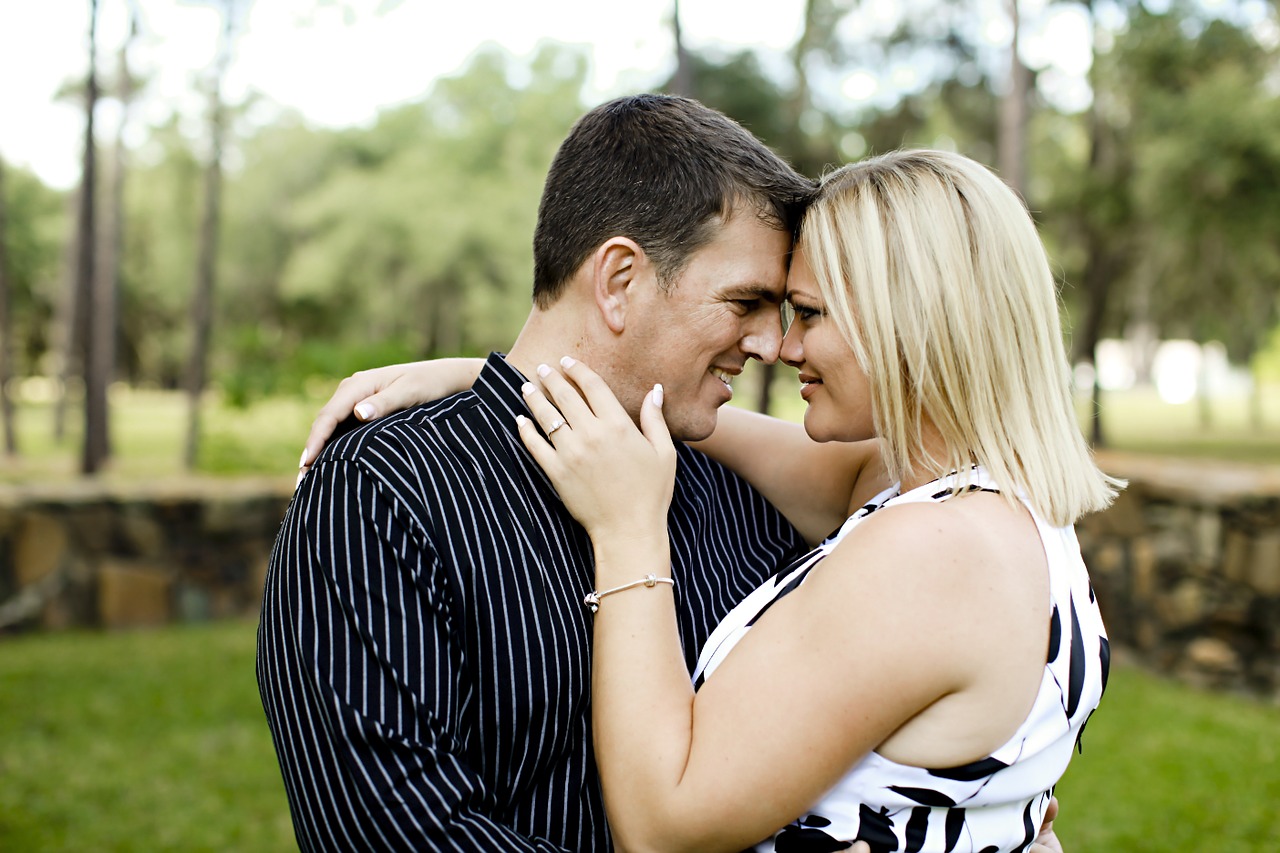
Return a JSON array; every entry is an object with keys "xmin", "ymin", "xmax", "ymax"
[{"xmin": 801, "ymin": 149, "xmax": 1122, "ymax": 526}]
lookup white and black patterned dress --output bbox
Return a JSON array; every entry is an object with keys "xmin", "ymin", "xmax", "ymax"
[{"xmin": 692, "ymin": 468, "xmax": 1109, "ymax": 853}]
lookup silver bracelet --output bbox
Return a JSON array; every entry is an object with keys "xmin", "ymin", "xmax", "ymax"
[{"xmin": 583, "ymin": 573, "xmax": 675, "ymax": 613}]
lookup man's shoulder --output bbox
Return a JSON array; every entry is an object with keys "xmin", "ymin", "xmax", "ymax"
[{"xmin": 317, "ymin": 391, "xmax": 483, "ymax": 472}]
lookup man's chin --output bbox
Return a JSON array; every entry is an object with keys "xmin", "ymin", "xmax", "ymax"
[{"xmin": 666, "ymin": 407, "xmax": 719, "ymax": 443}]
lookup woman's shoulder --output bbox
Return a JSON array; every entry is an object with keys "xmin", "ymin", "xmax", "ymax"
[{"xmin": 819, "ymin": 491, "xmax": 1040, "ymax": 617}]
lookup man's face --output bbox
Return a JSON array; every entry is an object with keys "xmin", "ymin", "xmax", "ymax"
[{"xmin": 620, "ymin": 209, "xmax": 792, "ymax": 441}]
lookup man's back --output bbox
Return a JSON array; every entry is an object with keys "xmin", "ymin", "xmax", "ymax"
[{"xmin": 258, "ymin": 354, "xmax": 806, "ymax": 851}]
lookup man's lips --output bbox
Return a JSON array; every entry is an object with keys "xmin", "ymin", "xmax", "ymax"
[{"xmin": 710, "ymin": 367, "xmax": 740, "ymax": 392}]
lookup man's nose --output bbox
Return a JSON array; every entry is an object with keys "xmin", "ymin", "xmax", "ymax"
[{"xmin": 742, "ymin": 310, "xmax": 784, "ymax": 364}]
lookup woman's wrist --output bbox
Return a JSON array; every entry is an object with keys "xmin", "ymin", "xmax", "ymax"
[{"xmin": 591, "ymin": 535, "xmax": 671, "ymax": 586}]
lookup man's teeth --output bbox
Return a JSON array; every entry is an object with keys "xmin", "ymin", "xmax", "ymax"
[{"xmin": 712, "ymin": 369, "xmax": 732, "ymax": 387}]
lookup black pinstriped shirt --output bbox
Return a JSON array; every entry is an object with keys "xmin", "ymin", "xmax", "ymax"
[{"xmin": 257, "ymin": 353, "xmax": 806, "ymax": 851}]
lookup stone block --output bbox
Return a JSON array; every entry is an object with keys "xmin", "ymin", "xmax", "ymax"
[
  {"xmin": 118, "ymin": 508, "xmax": 166, "ymax": 557},
  {"xmin": 70, "ymin": 504, "xmax": 114, "ymax": 552},
  {"xmin": 1133, "ymin": 615, "xmax": 1160, "ymax": 652},
  {"xmin": 1132, "ymin": 538, "xmax": 1157, "ymax": 600},
  {"xmin": 177, "ymin": 583, "xmax": 212, "ymax": 622},
  {"xmin": 1193, "ymin": 510, "xmax": 1223, "ymax": 567},
  {"xmin": 98, "ymin": 561, "xmax": 173, "ymax": 629},
  {"xmin": 1085, "ymin": 541, "xmax": 1125, "ymax": 575},
  {"xmin": 1183, "ymin": 637, "xmax": 1242, "ymax": 674},
  {"xmin": 1248, "ymin": 532, "xmax": 1280, "ymax": 596},
  {"xmin": 1156, "ymin": 579, "xmax": 1206, "ymax": 630},
  {"xmin": 1221, "ymin": 529, "xmax": 1252, "ymax": 584},
  {"xmin": 14, "ymin": 513, "xmax": 68, "ymax": 587}
]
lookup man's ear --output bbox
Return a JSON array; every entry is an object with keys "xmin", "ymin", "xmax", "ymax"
[{"xmin": 591, "ymin": 237, "xmax": 645, "ymax": 334}]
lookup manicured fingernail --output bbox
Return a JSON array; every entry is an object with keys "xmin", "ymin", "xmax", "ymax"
[
  {"xmin": 298, "ymin": 449, "xmax": 309, "ymax": 469},
  {"xmin": 560, "ymin": 356, "xmax": 576, "ymax": 369},
  {"xmin": 355, "ymin": 403, "xmax": 374, "ymax": 420},
  {"xmin": 515, "ymin": 415, "xmax": 529, "ymax": 427},
  {"xmin": 295, "ymin": 470, "xmax": 305, "ymax": 488},
  {"xmin": 521, "ymin": 382, "xmax": 535, "ymax": 396},
  {"xmin": 536, "ymin": 363, "xmax": 551, "ymax": 378},
  {"xmin": 653, "ymin": 384, "xmax": 663, "ymax": 407}
]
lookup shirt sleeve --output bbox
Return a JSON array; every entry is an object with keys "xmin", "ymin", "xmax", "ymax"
[{"xmin": 257, "ymin": 455, "xmax": 570, "ymax": 852}]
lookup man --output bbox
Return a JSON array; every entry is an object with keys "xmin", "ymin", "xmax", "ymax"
[
  {"xmin": 259, "ymin": 94, "xmax": 814, "ymax": 850},
  {"xmin": 259, "ymin": 94, "xmax": 1064, "ymax": 851}
]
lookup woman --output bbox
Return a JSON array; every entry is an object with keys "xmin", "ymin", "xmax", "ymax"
[{"xmin": 302, "ymin": 150, "xmax": 1115, "ymax": 851}]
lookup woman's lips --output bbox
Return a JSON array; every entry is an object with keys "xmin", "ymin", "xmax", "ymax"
[{"xmin": 798, "ymin": 374, "xmax": 821, "ymax": 400}]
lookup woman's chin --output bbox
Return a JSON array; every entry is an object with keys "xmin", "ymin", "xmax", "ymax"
[
  {"xmin": 801, "ymin": 413, "xmax": 838, "ymax": 443},
  {"xmin": 803, "ymin": 411, "xmax": 870, "ymax": 445}
]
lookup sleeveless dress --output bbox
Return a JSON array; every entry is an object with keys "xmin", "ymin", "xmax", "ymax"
[{"xmin": 691, "ymin": 468, "xmax": 1109, "ymax": 853}]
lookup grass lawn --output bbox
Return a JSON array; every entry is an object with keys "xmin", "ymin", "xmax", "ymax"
[
  {"xmin": 0, "ymin": 388, "xmax": 315, "ymax": 484},
  {"xmin": 0, "ymin": 620, "xmax": 295, "ymax": 852},
  {"xmin": 1, "ymin": 621, "xmax": 1277, "ymax": 851},
  {"xmin": 1054, "ymin": 663, "xmax": 1280, "ymax": 851}
]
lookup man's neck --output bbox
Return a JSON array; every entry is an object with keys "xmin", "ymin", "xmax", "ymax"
[
  {"xmin": 506, "ymin": 305, "xmax": 608, "ymax": 387},
  {"xmin": 504, "ymin": 303, "xmax": 648, "ymax": 428}
]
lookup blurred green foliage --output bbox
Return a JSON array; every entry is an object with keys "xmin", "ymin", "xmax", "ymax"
[{"xmin": 0, "ymin": 2, "xmax": 1277, "ymax": 421}]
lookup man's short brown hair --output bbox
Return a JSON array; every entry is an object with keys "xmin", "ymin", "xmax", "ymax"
[{"xmin": 531, "ymin": 94, "xmax": 815, "ymax": 308}]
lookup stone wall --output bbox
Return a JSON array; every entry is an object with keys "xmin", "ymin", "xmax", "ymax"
[
  {"xmin": 2, "ymin": 457, "xmax": 1278, "ymax": 700},
  {"xmin": 1079, "ymin": 453, "xmax": 1280, "ymax": 699},
  {"xmin": 0, "ymin": 478, "xmax": 293, "ymax": 632}
]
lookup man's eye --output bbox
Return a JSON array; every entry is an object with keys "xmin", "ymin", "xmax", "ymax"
[{"xmin": 735, "ymin": 299, "xmax": 760, "ymax": 311}]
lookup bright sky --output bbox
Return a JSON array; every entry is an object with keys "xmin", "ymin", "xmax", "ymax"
[{"xmin": 1, "ymin": 0, "xmax": 1102, "ymax": 190}]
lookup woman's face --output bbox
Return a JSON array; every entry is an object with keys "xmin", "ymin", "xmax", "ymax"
[{"xmin": 780, "ymin": 250, "xmax": 875, "ymax": 443}]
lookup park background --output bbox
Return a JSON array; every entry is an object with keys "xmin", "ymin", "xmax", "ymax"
[{"xmin": 1, "ymin": 0, "xmax": 1278, "ymax": 850}]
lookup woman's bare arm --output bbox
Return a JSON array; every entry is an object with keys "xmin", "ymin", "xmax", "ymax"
[{"xmin": 690, "ymin": 406, "xmax": 884, "ymax": 543}]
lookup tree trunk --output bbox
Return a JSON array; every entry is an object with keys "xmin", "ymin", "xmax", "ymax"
[
  {"xmin": 1077, "ymin": 0, "xmax": 1123, "ymax": 449},
  {"xmin": 85, "ymin": 13, "xmax": 133, "ymax": 473},
  {"xmin": 670, "ymin": 0, "xmax": 694, "ymax": 98},
  {"xmin": 0, "ymin": 158, "xmax": 17, "ymax": 456},
  {"xmin": 999, "ymin": 0, "xmax": 1032, "ymax": 200},
  {"xmin": 183, "ymin": 6, "xmax": 233, "ymax": 470},
  {"xmin": 1196, "ymin": 348, "xmax": 1213, "ymax": 431},
  {"xmin": 78, "ymin": 0, "xmax": 102, "ymax": 474}
]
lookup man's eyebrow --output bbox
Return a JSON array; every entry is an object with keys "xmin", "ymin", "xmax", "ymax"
[{"xmin": 728, "ymin": 285, "xmax": 785, "ymax": 303}]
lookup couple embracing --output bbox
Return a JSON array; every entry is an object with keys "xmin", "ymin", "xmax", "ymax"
[{"xmin": 258, "ymin": 93, "xmax": 1116, "ymax": 852}]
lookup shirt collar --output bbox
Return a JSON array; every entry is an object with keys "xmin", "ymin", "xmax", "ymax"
[
  {"xmin": 472, "ymin": 352, "xmax": 531, "ymax": 427},
  {"xmin": 471, "ymin": 351, "xmax": 565, "ymax": 497}
]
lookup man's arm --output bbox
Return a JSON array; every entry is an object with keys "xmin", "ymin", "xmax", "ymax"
[{"xmin": 258, "ymin": 455, "xmax": 567, "ymax": 852}]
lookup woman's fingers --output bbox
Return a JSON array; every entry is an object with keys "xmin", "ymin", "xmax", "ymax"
[
  {"xmin": 533, "ymin": 361, "xmax": 597, "ymax": 426},
  {"xmin": 556, "ymin": 356, "xmax": 630, "ymax": 423},
  {"xmin": 515, "ymin": 414, "xmax": 559, "ymax": 472},
  {"xmin": 521, "ymin": 381, "xmax": 575, "ymax": 441},
  {"xmin": 301, "ymin": 372, "xmax": 380, "ymax": 470},
  {"xmin": 638, "ymin": 383, "xmax": 671, "ymax": 453}
]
